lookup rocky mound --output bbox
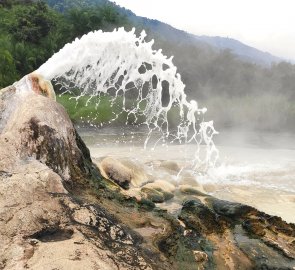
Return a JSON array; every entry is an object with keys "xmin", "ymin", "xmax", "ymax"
[{"xmin": 0, "ymin": 82, "xmax": 294, "ymax": 270}]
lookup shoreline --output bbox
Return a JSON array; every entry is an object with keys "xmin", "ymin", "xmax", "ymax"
[
  {"xmin": 82, "ymin": 128, "xmax": 295, "ymax": 225},
  {"xmin": 208, "ymin": 185, "xmax": 295, "ymax": 224}
]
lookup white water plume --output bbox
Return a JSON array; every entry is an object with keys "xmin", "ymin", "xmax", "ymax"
[{"xmin": 37, "ymin": 28, "xmax": 219, "ymax": 167}]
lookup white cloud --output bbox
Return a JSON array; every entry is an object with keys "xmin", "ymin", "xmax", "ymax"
[{"xmin": 112, "ymin": 0, "xmax": 295, "ymax": 59}]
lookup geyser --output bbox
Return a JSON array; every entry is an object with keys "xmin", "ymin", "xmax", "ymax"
[{"xmin": 34, "ymin": 28, "xmax": 218, "ymax": 167}]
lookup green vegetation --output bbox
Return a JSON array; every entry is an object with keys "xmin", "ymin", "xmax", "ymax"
[
  {"xmin": 57, "ymin": 93, "xmax": 182, "ymax": 128},
  {"xmin": 1, "ymin": 0, "xmax": 295, "ymax": 131},
  {"xmin": 57, "ymin": 94, "xmax": 146, "ymax": 126},
  {"xmin": 0, "ymin": 0, "xmax": 129, "ymax": 88},
  {"xmin": 57, "ymin": 94, "xmax": 120, "ymax": 125}
]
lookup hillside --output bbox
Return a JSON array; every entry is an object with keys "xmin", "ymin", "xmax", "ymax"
[
  {"xmin": 1, "ymin": 0, "xmax": 295, "ymax": 131},
  {"xmin": 194, "ymin": 35, "xmax": 283, "ymax": 67},
  {"xmin": 46, "ymin": 0, "xmax": 286, "ymax": 67}
]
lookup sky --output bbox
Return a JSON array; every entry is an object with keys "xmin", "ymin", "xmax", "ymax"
[{"xmin": 111, "ymin": 0, "xmax": 295, "ymax": 60}]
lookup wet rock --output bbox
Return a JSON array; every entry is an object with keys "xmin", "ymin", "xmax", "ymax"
[
  {"xmin": 29, "ymin": 72, "xmax": 56, "ymax": 100},
  {"xmin": 234, "ymin": 225, "xmax": 295, "ymax": 269},
  {"xmin": 202, "ymin": 183, "xmax": 217, "ymax": 193},
  {"xmin": 193, "ymin": 250, "xmax": 208, "ymax": 263},
  {"xmin": 144, "ymin": 180, "xmax": 176, "ymax": 193},
  {"xmin": 99, "ymin": 157, "xmax": 132, "ymax": 189},
  {"xmin": 98, "ymin": 157, "xmax": 150, "ymax": 189},
  {"xmin": 179, "ymin": 199, "xmax": 226, "ymax": 234},
  {"xmin": 159, "ymin": 160, "xmax": 180, "ymax": 173},
  {"xmin": 178, "ymin": 174, "xmax": 200, "ymax": 187},
  {"xmin": 1, "ymin": 93, "xmax": 96, "ymax": 185},
  {"xmin": 141, "ymin": 180, "xmax": 175, "ymax": 202},
  {"xmin": 138, "ymin": 198, "xmax": 156, "ymax": 210},
  {"xmin": 179, "ymin": 185, "xmax": 207, "ymax": 196},
  {"xmin": 242, "ymin": 219, "xmax": 266, "ymax": 237},
  {"xmin": 178, "ymin": 198, "xmax": 295, "ymax": 269},
  {"xmin": 120, "ymin": 158, "xmax": 149, "ymax": 187},
  {"xmin": 141, "ymin": 187, "xmax": 166, "ymax": 203},
  {"xmin": 212, "ymin": 198, "xmax": 254, "ymax": 219}
]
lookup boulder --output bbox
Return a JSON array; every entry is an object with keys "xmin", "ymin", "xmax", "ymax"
[
  {"xmin": 0, "ymin": 84, "xmax": 162, "ymax": 270},
  {"xmin": 177, "ymin": 171, "xmax": 202, "ymax": 188},
  {"xmin": 0, "ymin": 93, "xmax": 96, "ymax": 185},
  {"xmin": 202, "ymin": 183, "xmax": 217, "ymax": 193},
  {"xmin": 179, "ymin": 185, "xmax": 207, "ymax": 196},
  {"xmin": 141, "ymin": 180, "xmax": 175, "ymax": 202},
  {"xmin": 98, "ymin": 157, "xmax": 150, "ymax": 189},
  {"xmin": 159, "ymin": 160, "xmax": 180, "ymax": 173},
  {"xmin": 120, "ymin": 158, "xmax": 150, "ymax": 187},
  {"xmin": 141, "ymin": 187, "xmax": 166, "ymax": 203},
  {"xmin": 99, "ymin": 157, "xmax": 132, "ymax": 189},
  {"xmin": 144, "ymin": 180, "xmax": 176, "ymax": 193}
]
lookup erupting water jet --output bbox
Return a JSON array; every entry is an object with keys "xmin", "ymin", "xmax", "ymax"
[{"xmin": 22, "ymin": 28, "xmax": 219, "ymax": 167}]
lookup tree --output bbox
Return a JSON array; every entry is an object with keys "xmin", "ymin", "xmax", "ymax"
[
  {"xmin": 8, "ymin": 1, "xmax": 56, "ymax": 44},
  {"xmin": 0, "ymin": 37, "xmax": 17, "ymax": 87}
]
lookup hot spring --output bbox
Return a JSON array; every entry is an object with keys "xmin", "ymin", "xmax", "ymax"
[{"xmin": 12, "ymin": 28, "xmax": 295, "ymax": 223}]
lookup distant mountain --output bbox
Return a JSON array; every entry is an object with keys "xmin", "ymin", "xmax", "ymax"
[
  {"xmin": 126, "ymin": 14, "xmax": 284, "ymax": 67},
  {"xmin": 46, "ymin": 0, "xmax": 285, "ymax": 67},
  {"xmin": 194, "ymin": 36, "xmax": 283, "ymax": 67}
]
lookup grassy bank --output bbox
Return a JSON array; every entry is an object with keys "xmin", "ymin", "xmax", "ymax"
[
  {"xmin": 57, "ymin": 93, "xmax": 183, "ymax": 128},
  {"xmin": 57, "ymin": 93, "xmax": 295, "ymax": 132},
  {"xmin": 57, "ymin": 93, "xmax": 146, "ymax": 126}
]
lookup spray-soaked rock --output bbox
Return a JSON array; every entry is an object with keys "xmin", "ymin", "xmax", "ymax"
[
  {"xmin": 178, "ymin": 185, "xmax": 207, "ymax": 196},
  {"xmin": 159, "ymin": 160, "xmax": 181, "ymax": 173},
  {"xmin": 98, "ymin": 157, "xmax": 150, "ymax": 189},
  {"xmin": 141, "ymin": 180, "xmax": 175, "ymax": 202},
  {"xmin": 99, "ymin": 157, "xmax": 132, "ymax": 189}
]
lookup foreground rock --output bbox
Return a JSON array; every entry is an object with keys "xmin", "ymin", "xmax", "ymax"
[
  {"xmin": 1, "ymin": 84, "xmax": 294, "ymax": 269},
  {"xmin": 0, "ymin": 90, "xmax": 162, "ymax": 269},
  {"xmin": 98, "ymin": 157, "xmax": 149, "ymax": 189}
]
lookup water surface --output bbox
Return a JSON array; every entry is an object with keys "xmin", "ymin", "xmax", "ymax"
[{"xmin": 79, "ymin": 127, "xmax": 295, "ymax": 223}]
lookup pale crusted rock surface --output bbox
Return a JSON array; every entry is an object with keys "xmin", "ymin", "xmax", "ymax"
[
  {"xmin": 0, "ymin": 92, "xmax": 160, "ymax": 270},
  {"xmin": 98, "ymin": 157, "xmax": 132, "ymax": 189},
  {"xmin": 98, "ymin": 157, "xmax": 149, "ymax": 188},
  {"xmin": 1, "ymin": 93, "xmax": 95, "ymax": 184}
]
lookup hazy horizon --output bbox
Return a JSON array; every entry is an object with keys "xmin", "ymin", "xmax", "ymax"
[{"xmin": 112, "ymin": 0, "xmax": 295, "ymax": 61}]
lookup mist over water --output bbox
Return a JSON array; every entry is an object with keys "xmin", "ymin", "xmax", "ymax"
[
  {"xmin": 79, "ymin": 126, "xmax": 295, "ymax": 222},
  {"xmin": 80, "ymin": 127, "xmax": 295, "ymax": 191}
]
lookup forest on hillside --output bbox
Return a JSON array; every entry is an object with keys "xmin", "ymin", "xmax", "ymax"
[
  {"xmin": 0, "ymin": 0, "xmax": 129, "ymax": 86},
  {"xmin": 1, "ymin": 0, "xmax": 295, "ymax": 131}
]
